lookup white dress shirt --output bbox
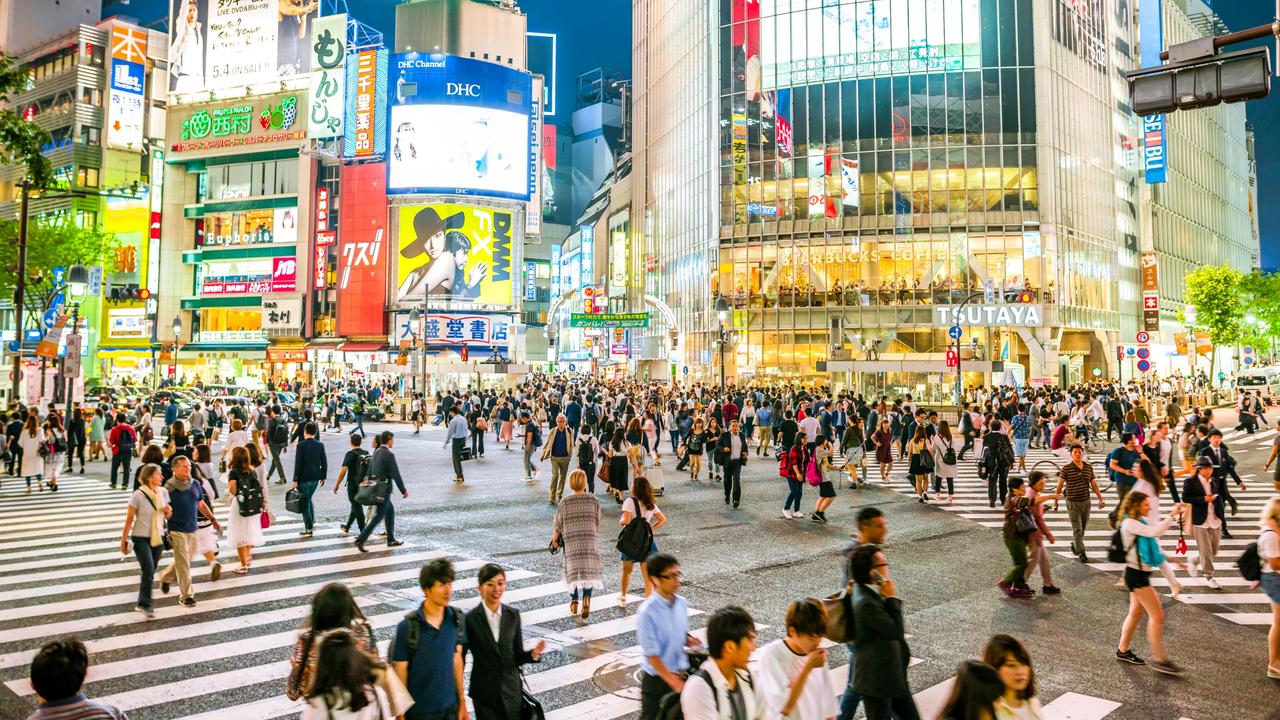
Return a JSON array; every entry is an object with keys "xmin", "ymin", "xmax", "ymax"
[{"xmin": 483, "ymin": 602, "xmax": 502, "ymax": 642}]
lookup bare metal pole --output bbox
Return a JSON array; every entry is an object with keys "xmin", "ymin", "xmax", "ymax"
[{"xmin": 11, "ymin": 184, "xmax": 29, "ymax": 402}]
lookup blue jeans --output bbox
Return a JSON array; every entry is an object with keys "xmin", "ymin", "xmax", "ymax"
[
  {"xmin": 839, "ymin": 642, "xmax": 861, "ymax": 720},
  {"xmin": 297, "ymin": 480, "xmax": 319, "ymax": 531},
  {"xmin": 132, "ymin": 537, "xmax": 163, "ymax": 610},
  {"xmin": 357, "ymin": 496, "xmax": 396, "ymax": 543},
  {"xmin": 784, "ymin": 477, "xmax": 804, "ymax": 512},
  {"xmin": 569, "ymin": 587, "xmax": 594, "ymax": 602},
  {"xmin": 353, "ymin": 413, "xmax": 365, "ymax": 435}
]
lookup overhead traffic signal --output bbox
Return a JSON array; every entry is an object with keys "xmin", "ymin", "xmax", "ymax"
[{"xmin": 1129, "ymin": 46, "xmax": 1271, "ymax": 117}]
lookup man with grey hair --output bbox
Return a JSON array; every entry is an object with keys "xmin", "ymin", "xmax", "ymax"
[
  {"xmin": 158, "ymin": 455, "xmax": 220, "ymax": 606},
  {"xmin": 541, "ymin": 413, "xmax": 576, "ymax": 504}
]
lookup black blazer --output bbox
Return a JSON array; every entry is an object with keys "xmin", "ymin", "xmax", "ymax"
[
  {"xmin": 1182, "ymin": 473, "xmax": 1227, "ymax": 528},
  {"xmin": 851, "ymin": 583, "xmax": 912, "ymax": 698},
  {"xmin": 716, "ymin": 431, "xmax": 748, "ymax": 463},
  {"xmin": 371, "ymin": 445, "xmax": 407, "ymax": 495},
  {"xmin": 463, "ymin": 603, "xmax": 537, "ymax": 717},
  {"xmin": 291, "ymin": 437, "xmax": 328, "ymax": 484}
]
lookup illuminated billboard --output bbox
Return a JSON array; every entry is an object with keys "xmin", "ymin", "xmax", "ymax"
[
  {"xmin": 106, "ymin": 25, "xmax": 147, "ymax": 150},
  {"xmin": 387, "ymin": 53, "xmax": 533, "ymax": 201},
  {"xmin": 168, "ymin": 0, "xmax": 319, "ymax": 95},
  {"xmin": 758, "ymin": 0, "xmax": 982, "ymax": 88},
  {"xmin": 395, "ymin": 204, "xmax": 514, "ymax": 307},
  {"xmin": 344, "ymin": 48, "xmax": 388, "ymax": 158}
]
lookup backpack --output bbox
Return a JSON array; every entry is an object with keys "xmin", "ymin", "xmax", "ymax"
[
  {"xmin": 234, "ymin": 470, "xmax": 264, "ymax": 517},
  {"xmin": 941, "ymin": 439, "xmax": 957, "ymax": 466},
  {"xmin": 400, "ymin": 606, "xmax": 462, "ymax": 655},
  {"xmin": 1106, "ymin": 527, "xmax": 1143, "ymax": 566},
  {"xmin": 577, "ymin": 437, "xmax": 596, "ymax": 466},
  {"xmin": 350, "ymin": 451, "xmax": 372, "ymax": 486},
  {"xmin": 778, "ymin": 448, "xmax": 796, "ymax": 479},
  {"xmin": 1237, "ymin": 529, "xmax": 1273, "ymax": 582},
  {"xmin": 617, "ymin": 508, "xmax": 655, "ymax": 560},
  {"xmin": 976, "ymin": 445, "xmax": 990, "ymax": 480},
  {"xmin": 116, "ymin": 426, "xmax": 136, "ymax": 455},
  {"xmin": 531, "ymin": 424, "xmax": 543, "ymax": 447},
  {"xmin": 657, "ymin": 667, "xmax": 754, "ymax": 720},
  {"xmin": 271, "ymin": 421, "xmax": 289, "ymax": 446},
  {"xmin": 805, "ymin": 455, "xmax": 823, "ymax": 486},
  {"xmin": 584, "ymin": 404, "xmax": 600, "ymax": 427}
]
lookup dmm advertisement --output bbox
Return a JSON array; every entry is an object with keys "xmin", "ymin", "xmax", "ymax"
[{"xmin": 395, "ymin": 204, "xmax": 514, "ymax": 307}]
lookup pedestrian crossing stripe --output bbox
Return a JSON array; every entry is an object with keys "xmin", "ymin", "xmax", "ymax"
[
  {"xmin": 861, "ymin": 445, "xmax": 1276, "ymax": 624},
  {"xmin": 0, "ymin": 448, "xmax": 1228, "ymax": 719}
]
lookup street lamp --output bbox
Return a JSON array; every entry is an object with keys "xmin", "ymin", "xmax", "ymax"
[
  {"xmin": 714, "ymin": 296, "xmax": 733, "ymax": 394},
  {"xmin": 171, "ymin": 316, "xmax": 183, "ymax": 385}
]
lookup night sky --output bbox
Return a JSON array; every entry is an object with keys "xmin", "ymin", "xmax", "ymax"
[{"xmin": 105, "ymin": 0, "xmax": 1272, "ymax": 267}]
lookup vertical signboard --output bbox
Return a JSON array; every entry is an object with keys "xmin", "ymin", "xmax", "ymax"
[
  {"xmin": 550, "ymin": 243, "xmax": 563, "ymax": 302},
  {"xmin": 580, "ymin": 225, "xmax": 594, "ymax": 286},
  {"xmin": 308, "ymin": 13, "xmax": 346, "ymax": 139},
  {"xmin": 1139, "ymin": 0, "xmax": 1168, "ymax": 184},
  {"xmin": 527, "ymin": 76, "xmax": 544, "ymax": 236},
  {"xmin": 1140, "ymin": 251, "xmax": 1160, "ymax": 332},
  {"xmin": 106, "ymin": 25, "xmax": 147, "ymax": 150},
  {"xmin": 336, "ymin": 163, "xmax": 389, "ymax": 337},
  {"xmin": 344, "ymin": 48, "xmax": 387, "ymax": 157},
  {"xmin": 147, "ymin": 149, "xmax": 164, "ymax": 296}
]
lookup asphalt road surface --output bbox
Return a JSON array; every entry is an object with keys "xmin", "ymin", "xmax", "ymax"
[{"xmin": 0, "ymin": 408, "xmax": 1276, "ymax": 720}]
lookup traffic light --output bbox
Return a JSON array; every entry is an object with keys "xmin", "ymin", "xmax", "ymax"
[{"xmin": 1129, "ymin": 47, "xmax": 1270, "ymax": 116}]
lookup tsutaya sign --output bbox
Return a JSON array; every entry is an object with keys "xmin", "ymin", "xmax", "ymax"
[{"xmin": 935, "ymin": 305, "xmax": 1043, "ymax": 327}]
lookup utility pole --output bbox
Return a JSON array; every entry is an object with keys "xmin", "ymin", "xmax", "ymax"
[{"xmin": 10, "ymin": 183, "xmax": 30, "ymax": 402}]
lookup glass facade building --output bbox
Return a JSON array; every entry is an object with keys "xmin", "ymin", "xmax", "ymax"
[{"xmin": 707, "ymin": 0, "xmax": 1125, "ymax": 395}]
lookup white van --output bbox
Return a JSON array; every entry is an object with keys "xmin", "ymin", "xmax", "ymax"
[{"xmin": 1235, "ymin": 367, "xmax": 1280, "ymax": 400}]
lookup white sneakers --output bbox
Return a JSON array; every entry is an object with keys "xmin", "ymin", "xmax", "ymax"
[{"xmin": 1206, "ymin": 577, "xmax": 1221, "ymax": 590}]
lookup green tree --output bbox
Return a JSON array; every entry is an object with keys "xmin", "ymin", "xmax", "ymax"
[
  {"xmin": 0, "ymin": 216, "xmax": 116, "ymax": 325},
  {"xmin": 1240, "ymin": 270, "xmax": 1280, "ymax": 361},
  {"xmin": 1183, "ymin": 264, "xmax": 1245, "ymax": 377},
  {"xmin": 0, "ymin": 54, "xmax": 54, "ymax": 190}
]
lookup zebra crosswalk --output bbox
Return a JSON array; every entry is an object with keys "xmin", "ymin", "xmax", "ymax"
[
  {"xmin": 856, "ymin": 443, "xmax": 1276, "ymax": 626},
  {"xmin": 0, "ymin": 467, "xmax": 1190, "ymax": 720}
]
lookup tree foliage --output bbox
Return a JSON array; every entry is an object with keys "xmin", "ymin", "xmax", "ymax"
[
  {"xmin": 0, "ymin": 216, "xmax": 116, "ymax": 325},
  {"xmin": 1183, "ymin": 265, "xmax": 1245, "ymax": 346},
  {"xmin": 0, "ymin": 54, "xmax": 55, "ymax": 190}
]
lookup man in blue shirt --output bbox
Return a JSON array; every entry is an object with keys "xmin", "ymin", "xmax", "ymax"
[
  {"xmin": 636, "ymin": 553, "xmax": 695, "ymax": 720},
  {"xmin": 1010, "ymin": 404, "xmax": 1033, "ymax": 473},
  {"xmin": 444, "ymin": 406, "xmax": 469, "ymax": 484},
  {"xmin": 565, "ymin": 396, "xmax": 582, "ymax": 434},
  {"xmin": 157, "ymin": 456, "xmax": 220, "ymax": 607},
  {"xmin": 392, "ymin": 559, "xmax": 468, "ymax": 720},
  {"xmin": 163, "ymin": 397, "xmax": 179, "ymax": 429}
]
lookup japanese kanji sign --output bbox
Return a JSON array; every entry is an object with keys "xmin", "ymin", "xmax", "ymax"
[
  {"xmin": 419, "ymin": 313, "xmax": 512, "ymax": 347},
  {"xmin": 308, "ymin": 14, "xmax": 346, "ymax": 140},
  {"xmin": 261, "ymin": 299, "xmax": 303, "ymax": 332}
]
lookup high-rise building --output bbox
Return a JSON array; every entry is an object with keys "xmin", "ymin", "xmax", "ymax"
[
  {"xmin": 628, "ymin": 0, "xmax": 1254, "ymax": 392},
  {"xmin": 0, "ymin": 0, "xmax": 100, "ymax": 57},
  {"xmin": 0, "ymin": 17, "xmax": 168, "ymax": 387},
  {"xmin": 1139, "ymin": 0, "xmax": 1255, "ymax": 374}
]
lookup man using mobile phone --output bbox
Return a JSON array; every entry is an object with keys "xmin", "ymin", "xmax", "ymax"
[{"xmin": 848, "ymin": 544, "xmax": 920, "ymax": 720}]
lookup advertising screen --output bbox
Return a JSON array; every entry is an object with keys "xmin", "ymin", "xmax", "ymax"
[
  {"xmin": 336, "ymin": 162, "xmax": 389, "ymax": 337},
  {"xmin": 168, "ymin": 0, "xmax": 319, "ymax": 95},
  {"xmin": 758, "ymin": 0, "xmax": 982, "ymax": 88},
  {"xmin": 395, "ymin": 204, "xmax": 514, "ymax": 307},
  {"xmin": 387, "ymin": 53, "xmax": 533, "ymax": 201}
]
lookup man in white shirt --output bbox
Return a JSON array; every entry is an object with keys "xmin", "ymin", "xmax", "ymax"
[
  {"xmin": 681, "ymin": 606, "xmax": 765, "ymax": 720},
  {"xmin": 799, "ymin": 411, "xmax": 821, "ymax": 445},
  {"xmin": 758, "ymin": 600, "xmax": 838, "ymax": 720}
]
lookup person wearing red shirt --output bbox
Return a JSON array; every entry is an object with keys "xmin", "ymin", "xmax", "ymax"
[{"xmin": 108, "ymin": 414, "xmax": 138, "ymax": 490}]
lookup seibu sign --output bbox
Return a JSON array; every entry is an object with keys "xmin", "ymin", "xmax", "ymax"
[{"xmin": 934, "ymin": 304, "xmax": 1043, "ymax": 327}]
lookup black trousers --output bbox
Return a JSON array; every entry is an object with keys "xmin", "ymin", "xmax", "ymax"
[
  {"xmin": 111, "ymin": 453, "xmax": 132, "ymax": 488},
  {"xmin": 959, "ymin": 432, "xmax": 975, "ymax": 459},
  {"xmin": 343, "ymin": 490, "xmax": 366, "ymax": 532},
  {"xmin": 987, "ymin": 466, "xmax": 1009, "ymax": 506},
  {"xmin": 639, "ymin": 672, "xmax": 675, "ymax": 720},
  {"xmin": 267, "ymin": 445, "xmax": 287, "ymax": 483},
  {"xmin": 862, "ymin": 694, "xmax": 922, "ymax": 720},
  {"xmin": 66, "ymin": 433, "xmax": 85, "ymax": 469},
  {"xmin": 723, "ymin": 459, "xmax": 743, "ymax": 504},
  {"xmin": 451, "ymin": 437, "xmax": 466, "ymax": 478},
  {"xmin": 471, "ymin": 429, "xmax": 485, "ymax": 456}
]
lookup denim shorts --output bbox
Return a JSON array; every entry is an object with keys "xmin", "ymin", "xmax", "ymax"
[
  {"xmin": 1262, "ymin": 571, "xmax": 1280, "ymax": 604},
  {"xmin": 1014, "ymin": 438, "xmax": 1029, "ymax": 458}
]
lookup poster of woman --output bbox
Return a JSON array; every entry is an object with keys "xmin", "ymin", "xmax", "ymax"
[
  {"xmin": 169, "ymin": 0, "xmax": 205, "ymax": 93},
  {"xmin": 396, "ymin": 204, "xmax": 514, "ymax": 307}
]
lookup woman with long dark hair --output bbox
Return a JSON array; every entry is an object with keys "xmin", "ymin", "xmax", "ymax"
[
  {"xmin": 606, "ymin": 427, "xmax": 629, "ymax": 504},
  {"xmin": 43, "ymin": 413, "xmax": 66, "ymax": 492},
  {"xmin": 287, "ymin": 583, "xmax": 377, "ymax": 702},
  {"xmin": 19, "ymin": 414, "xmax": 44, "ymax": 493},
  {"xmin": 618, "ymin": 475, "xmax": 665, "ymax": 604},
  {"xmin": 299, "ymin": 629, "xmax": 390, "ymax": 719},
  {"xmin": 982, "ymin": 634, "xmax": 1044, "ymax": 719},
  {"xmin": 936, "ymin": 660, "xmax": 1003, "ymax": 720}
]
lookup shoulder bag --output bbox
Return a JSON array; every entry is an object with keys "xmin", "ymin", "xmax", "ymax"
[{"xmin": 819, "ymin": 586, "xmax": 855, "ymax": 643}]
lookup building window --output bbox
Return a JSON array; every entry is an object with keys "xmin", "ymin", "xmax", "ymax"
[
  {"xmin": 79, "ymin": 126, "xmax": 100, "ymax": 145},
  {"xmin": 77, "ymin": 167, "xmax": 100, "ymax": 188},
  {"xmin": 81, "ymin": 87, "xmax": 101, "ymax": 106}
]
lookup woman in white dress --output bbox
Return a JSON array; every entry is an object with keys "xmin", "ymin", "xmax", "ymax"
[
  {"xmin": 169, "ymin": 0, "xmax": 205, "ymax": 93},
  {"xmin": 18, "ymin": 415, "xmax": 45, "ymax": 493},
  {"xmin": 226, "ymin": 446, "xmax": 269, "ymax": 574},
  {"xmin": 220, "ymin": 418, "xmax": 249, "ymax": 468}
]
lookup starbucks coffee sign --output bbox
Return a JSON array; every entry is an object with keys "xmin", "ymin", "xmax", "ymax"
[{"xmin": 935, "ymin": 304, "xmax": 1043, "ymax": 327}]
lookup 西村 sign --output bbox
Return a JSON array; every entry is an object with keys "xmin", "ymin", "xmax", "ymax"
[
  {"xmin": 934, "ymin": 305, "xmax": 1043, "ymax": 327},
  {"xmin": 170, "ymin": 92, "xmax": 305, "ymax": 155},
  {"xmin": 570, "ymin": 312, "xmax": 650, "ymax": 329},
  {"xmin": 308, "ymin": 14, "xmax": 346, "ymax": 139}
]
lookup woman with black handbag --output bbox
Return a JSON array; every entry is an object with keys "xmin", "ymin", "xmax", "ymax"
[
  {"xmin": 43, "ymin": 414, "xmax": 67, "ymax": 492},
  {"xmin": 906, "ymin": 426, "xmax": 932, "ymax": 504}
]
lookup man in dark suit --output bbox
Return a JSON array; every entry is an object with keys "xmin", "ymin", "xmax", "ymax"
[
  {"xmin": 1183, "ymin": 455, "xmax": 1227, "ymax": 586},
  {"xmin": 848, "ymin": 544, "xmax": 920, "ymax": 720},
  {"xmin": 355, "ymin": 430, "xmax": 408, "ymax": 552},
  {"xmin": 291, "ymin": 422, "xmax": 327, "ymax": 537},
  {"xmin": 717, "ymin": 418, "xmax": 749, "ymax": 508},
  {"xmin": 1196, "ymin": 429, "xmax": 1245, "ymax": 538},
  {"xmin": 464, "ymin": 563, "xmax": 545, "ymax": 720},
  {"xmin": 64, "ymin": 404, "xmax": 86, "ymax": 474}
]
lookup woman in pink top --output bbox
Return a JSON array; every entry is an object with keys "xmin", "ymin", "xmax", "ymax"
[{"xmin": 1024, "ymin": 471, "xmax": 1060, "ymax": 594}]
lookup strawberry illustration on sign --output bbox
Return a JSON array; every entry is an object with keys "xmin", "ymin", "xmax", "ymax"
[{"xmin": 259, "ymin": 96, "xmax": 299, "ymax": 130}]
